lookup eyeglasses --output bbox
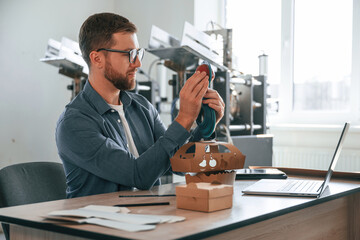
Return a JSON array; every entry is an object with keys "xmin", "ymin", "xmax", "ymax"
[{"xmin": 96, "ymin": 48, "xmax": 145, "ymax": 63}]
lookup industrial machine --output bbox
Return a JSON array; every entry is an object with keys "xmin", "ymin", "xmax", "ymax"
[
  {"xmin": 40, "ymin": 37, "xmax": 160, "ymax": 108},
  {"xmin": 40, "ymin": 37, "xmax": 88, "ymax": 100},
  {"xmin": 147, "ymin": 22, "xmax": 273, "ymax": 168}
]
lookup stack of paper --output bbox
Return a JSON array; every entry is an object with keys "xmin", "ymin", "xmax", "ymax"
[{"xmin": 44, "ymin": 205, "xmax": 185, "ymax": 232}]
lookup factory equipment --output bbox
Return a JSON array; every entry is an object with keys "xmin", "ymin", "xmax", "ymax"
[
  {"xmin": 40, "ymin": 37, "xmax": 160, "ymax": 108},
  {"xmin": 40, "ymin": 37, "xmax": 88, "ymax": 100},
  {"xmin": 147, "ymin": 22, "xmax": 273, "ymax": 168}
]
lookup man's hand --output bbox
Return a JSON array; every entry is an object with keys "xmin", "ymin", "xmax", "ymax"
[
  {"xmin": 202, "ymin": 89, "xmax": 225, "ymax": 125},
  {"xmin": 175, "ymin": 71, "xmax": 209, "ymax": 131}
]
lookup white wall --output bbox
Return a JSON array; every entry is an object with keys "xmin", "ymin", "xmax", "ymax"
[
  {"xmin": 0, "ymin": 0, "xmax": 196, "ymax": 169},
  {"xmin": 113, "ymin": 0, "xmax": 195, "ymax": 125},
  {"xmin": 0, "ymin": 0, "xmax": 117, "ymax": 169},
  {"xmin": 269, "ymin": 124, "xmax": 360, "ymax": 171},
  {"xmin": 194, "ymin": 0, "xmax": 225, "ymax": 30},
  {"xmin": 114, "ymin": 0, "xmax": 194, "ymax": 50}
]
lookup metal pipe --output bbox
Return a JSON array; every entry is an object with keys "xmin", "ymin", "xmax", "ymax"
[
  {"xmin": 229, "ymin": 124, "xmax": 250, "ymax": 131},
  {"xmin": 259, "ymin": 53, "xmax": 268, "ymax": 76},
  {"xmin": 228, "ymin": 124, "xmax": 262, "ymax": 131},
  {"xmin": 253, "ymin": 124, "xmax": 262, "ymax": 130},
  {"xmin": 230, "ymin": 77, "xmax": 247, "ymax": 85},
  {"xmin": 253, "ymin": 102, "xmax": 262, "ymax": 109},
  {"xmin": 252, "ymin": 78, "xmax": 262, "ymax": 86}
]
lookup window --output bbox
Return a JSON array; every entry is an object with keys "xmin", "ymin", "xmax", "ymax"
[
  {"xmin": 293, "ymin": 0, "xmax": 352, "ymax": 111},
  {"xmin": 225, "ymin": 0, "xmax": 281, "ymax": 86},
  {"xmin": 225, "ymin": 0, "xmax": 360, "ymax": 124}
]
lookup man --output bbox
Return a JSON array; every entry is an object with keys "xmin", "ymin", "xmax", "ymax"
[{"xmin": 56, "ymin": 12, "xmax": 224, "ymax": 198}]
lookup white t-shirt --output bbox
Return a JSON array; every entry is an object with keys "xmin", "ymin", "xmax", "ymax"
[{"xmin": 109, "ymin": 103, "xmax": 139, "ymax": 158}]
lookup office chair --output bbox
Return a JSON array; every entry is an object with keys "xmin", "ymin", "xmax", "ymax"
[{"xmin": 0, "ymin": 161, "xmax": 67, "ymax": 240}]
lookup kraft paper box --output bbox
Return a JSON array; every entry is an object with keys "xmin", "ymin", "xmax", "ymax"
[
  {"xmin": 170, "ymin": 141, "xmax": 245, "ymax": 173},
  {"xmin": 176, "ymin": 182, "xmax": 233, "ymax": 212},
  {"xmin": 185, "ymin": 171, "xmax": 236, "ymax": 185}
]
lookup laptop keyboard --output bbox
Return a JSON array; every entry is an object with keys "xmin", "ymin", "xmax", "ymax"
[{"xmin": 278, "ymin": 180, "xmax": 322, "ymax": 193}]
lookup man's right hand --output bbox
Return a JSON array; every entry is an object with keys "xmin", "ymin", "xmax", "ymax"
[{"xmin": 175, "ymin": 71, "xmax": 209, "ymax": 131}]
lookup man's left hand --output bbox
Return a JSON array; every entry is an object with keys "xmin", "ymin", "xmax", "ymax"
[{"xmin": 202, "ymin": 89, "xmax": 225, "ymax": 125}]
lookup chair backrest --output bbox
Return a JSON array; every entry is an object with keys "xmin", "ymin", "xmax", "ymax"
[{"xmin": 0, "ymin": 161, "xmax": 67, "ymax": 208}]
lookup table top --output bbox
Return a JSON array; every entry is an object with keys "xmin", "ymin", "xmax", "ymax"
[{"xmin": 1, "ymin": 176, "xmax": 360, "ymax": 240}]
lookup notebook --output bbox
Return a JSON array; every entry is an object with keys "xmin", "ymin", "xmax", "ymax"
[{"xmin": 242, "ymin": 122, "xmax": 350, "ymax": 198}]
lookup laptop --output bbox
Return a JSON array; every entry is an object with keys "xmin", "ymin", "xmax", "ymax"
[{"xmin": 242, "ymin": 122, "xmax": 350, "ymax": 198}]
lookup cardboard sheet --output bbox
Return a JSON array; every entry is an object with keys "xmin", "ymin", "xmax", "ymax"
[
  {"xmin": 48, "ymin": 209, "xmax": 162, "ymax": 225},
  {"xmin": 81, "ymin": 205, "xmax": 130, "ymax": 213},
  {"xmin": 45, "ymin": 205, "xmax": 185, "ymax": 232},
  {"xmin": 45, "ymin": 215, "xmax": 155, "ymax": 232}
]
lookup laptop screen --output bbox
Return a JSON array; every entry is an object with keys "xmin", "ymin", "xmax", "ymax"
[{"xmin": 318, "ymin": 122, "xmax": 350, "ymax": 196}]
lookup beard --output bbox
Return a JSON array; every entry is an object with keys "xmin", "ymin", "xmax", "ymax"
[{"xmin": 104, "ymin": 61, "xmax": 136, "ymax": 91}]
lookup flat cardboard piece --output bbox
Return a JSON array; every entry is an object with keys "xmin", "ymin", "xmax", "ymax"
[
  {"xmin": 185, "ymin": 171, "xmax": 236, "ymax": 185},
  {"xmin": 176, "ymin": 182, "xmax": 233, "ymax": 212},
  {"xmin": 45, "ymin": 216, "xmax": 156, "ymax": 232},
  {"xmin": 45, "ymin": 206, "xmax": 186, "ymax": 232},
  {"xmin": 47, "ymin": 209, "xmax": 162, "ymax": 225},
  {"xmin": 171, "ymin": 141, "xmax": 245, "ymax": 172}
]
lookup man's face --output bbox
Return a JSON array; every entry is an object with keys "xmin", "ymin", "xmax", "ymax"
[{"xmin": 103, "ymin": 32, "xmax": 141, "ymax": 90}]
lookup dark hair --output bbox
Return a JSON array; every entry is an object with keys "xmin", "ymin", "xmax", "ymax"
[{"xmin": 79, "ymin": 13, "xmax": 137, "ymax": 67}]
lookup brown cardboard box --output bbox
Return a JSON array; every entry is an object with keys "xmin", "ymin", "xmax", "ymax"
[
  {"xmin": 170, "ymin": 141, "xmax": 245, "ymax": 172},
  {"xmin": 176, "ymin": 182, "xmax": 233, "ymax": 212},
  {"xmin": 185, "ymin": 171, "xmax": 236, "ymax": 185}
]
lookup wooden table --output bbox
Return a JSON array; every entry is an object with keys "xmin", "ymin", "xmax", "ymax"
[{"xmin": 0, "ymin": 176, "xmax": 359, "ymax": 240}]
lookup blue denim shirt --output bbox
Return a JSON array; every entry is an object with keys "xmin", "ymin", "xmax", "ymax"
[{"xmin": 56, "ymin": 81, "xmax": 201, "ymax": 198}]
